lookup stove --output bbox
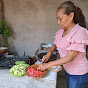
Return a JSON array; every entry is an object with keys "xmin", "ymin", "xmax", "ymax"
[
  {"xmin": 0, "ymin": 56, "xmax": 30, "ymax": 68},
  {"xmin": 35, "ymin": 43, "xmax": 58, "ymax": 62}
]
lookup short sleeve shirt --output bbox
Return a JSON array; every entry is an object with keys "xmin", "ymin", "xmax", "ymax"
[{"xmin": 54, "ymin": 24, "xmax": 88, "ymax": 75}]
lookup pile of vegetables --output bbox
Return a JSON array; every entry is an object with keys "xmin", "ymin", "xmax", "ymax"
[{"xmin": 9, "ymin": 63, "xmax": 29, "ymax": 76}]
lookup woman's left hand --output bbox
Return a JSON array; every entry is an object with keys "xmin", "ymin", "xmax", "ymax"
[{"xmin": 37, "ymin": 63, "xmax": 49, "ymax": 71}]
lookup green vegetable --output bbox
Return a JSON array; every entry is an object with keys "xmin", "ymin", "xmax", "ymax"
[
  {"xmin": 9, "ymin": 64, "xmax": 29, "ymax": 76},
  {"xmin": 15, "ymin": 61, "xmax": 26, "ymax": 65}
]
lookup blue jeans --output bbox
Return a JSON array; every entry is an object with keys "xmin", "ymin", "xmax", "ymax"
[{"xmin": 65, "ymin": 71, "xmax": 88, "ymax": 88}]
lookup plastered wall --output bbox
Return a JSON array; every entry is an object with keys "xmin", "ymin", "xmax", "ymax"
[{"xmin": 3, "ymin": 0, "xmax": 88, "ymax": 56}]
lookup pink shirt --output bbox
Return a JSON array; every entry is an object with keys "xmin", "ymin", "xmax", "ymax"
[{"xmin": 54, "ymin": 24, "xmax": 88, "ymax": 75}]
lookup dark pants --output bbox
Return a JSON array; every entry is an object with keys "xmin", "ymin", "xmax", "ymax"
[{"xmin": 65, "ymin": 71, "xmax": 88, "ymax": 88}]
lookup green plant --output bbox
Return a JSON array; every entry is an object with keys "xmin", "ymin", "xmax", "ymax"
[{"xmin": 0, "ymin": 20, "xmax": 11, "ymax": 47}]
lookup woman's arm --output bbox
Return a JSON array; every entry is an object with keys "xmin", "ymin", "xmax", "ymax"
[
  {"xmin": 47, "ymin": 50, "xmax": 79, "ymax": 68},
  {"xmin": 47, "ymin": 44, "xmax": 57, "ymax": 55},
  {"xmin": 38, "ymin": 50, "xmax": 79, "ymax": 71},
  {"xmin": 41, "ymin": 44, "xmax": 57, "ymax": 63}
]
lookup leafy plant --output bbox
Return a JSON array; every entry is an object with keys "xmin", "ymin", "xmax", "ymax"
[{"xmin": 0, "ymin": 20, "xmax": 11, "ymax": 47}]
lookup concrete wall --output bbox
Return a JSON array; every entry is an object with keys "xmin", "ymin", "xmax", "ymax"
[{"xmin": 3, "ymin": 0, "xmax": 88, "ymax": 56}]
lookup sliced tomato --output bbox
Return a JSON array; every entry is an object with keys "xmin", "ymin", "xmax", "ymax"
[{"xmin": 26, "ymin": 67, "xmax": 44, "ymax": 77}]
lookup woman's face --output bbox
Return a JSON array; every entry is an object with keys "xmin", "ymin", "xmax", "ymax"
[{"xmin": 56, "ymin": 9, "xmax": 73, "ymax": 30}]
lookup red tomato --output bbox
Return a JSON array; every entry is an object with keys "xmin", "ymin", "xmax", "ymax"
[{"xmin": 26, "ymin": 67, "xmax": 43, "ymax": 77}]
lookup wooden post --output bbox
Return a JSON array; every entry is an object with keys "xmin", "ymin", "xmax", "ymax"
[
  {"xmin": 0, "ymin": 34, "xmax": 4, "ymax": 46},
  {"xmin": 0, "ymin": 0, "xmax": 4, "ymax": 46},
  {"xmin": 0, "ymin": 0, "xmax": 2, "ymax": 20}
]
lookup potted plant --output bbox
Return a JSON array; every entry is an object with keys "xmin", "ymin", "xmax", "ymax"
[{"xmin": 0, "ymin": 20, "xmax": 11, "ymax": 47}]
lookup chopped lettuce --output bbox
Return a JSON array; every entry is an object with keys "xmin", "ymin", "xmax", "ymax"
[{"xmin": 9, "ymin": 64, "xmax": 29, "ymax": 76}]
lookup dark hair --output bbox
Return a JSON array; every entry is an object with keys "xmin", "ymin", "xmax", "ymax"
[{"xmin": 57, "ymin": 1, "xmax": 86, "ymax": 28}]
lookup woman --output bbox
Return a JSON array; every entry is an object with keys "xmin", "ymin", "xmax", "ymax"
[{"xmin": 38, "ymin": 1, "xmax": 88, "ymax": 88}]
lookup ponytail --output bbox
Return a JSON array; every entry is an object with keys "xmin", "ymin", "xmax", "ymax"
[{"xmin": 74, "ymin": 6, "xmax": 86, "ymax": 28}]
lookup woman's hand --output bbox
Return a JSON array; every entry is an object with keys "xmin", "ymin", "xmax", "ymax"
[
  {"xmin": 41, "ymin": 53, "xmax": 51, "ymax": 63},
  {"xmin": 37, "ymin": 63, "xmax": 49, "ymax": 71},
  {"xmin": 41, "ymin": 44, "xmax": 57, "ymax": 63}
]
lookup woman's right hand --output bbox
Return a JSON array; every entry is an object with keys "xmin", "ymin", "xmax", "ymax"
[
  {"xmin": 41, "ymin": 44, "xmax": 57, "ymax": 63},
  {"xmin": 41, "ymin": 53, "xmax": 51, "ymax": 63}
]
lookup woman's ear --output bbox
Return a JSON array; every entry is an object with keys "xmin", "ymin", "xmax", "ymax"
[{"xmin": 69, "ymin": 12, "xmax": 74, "ymax": 21}]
